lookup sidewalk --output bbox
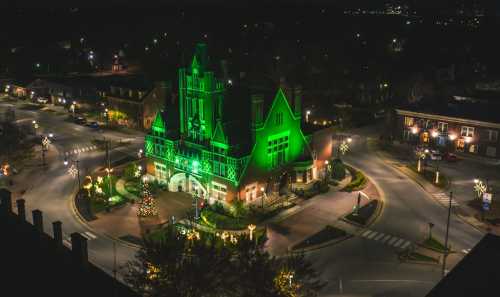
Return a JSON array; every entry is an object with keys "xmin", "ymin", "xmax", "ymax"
[
  {"xmin": 264, "ymin": 176, "xmax": 381, "ymax": 256},
  {"xmin": 375, "ymin": 147, "xmax": 496, "ymax": 235}
]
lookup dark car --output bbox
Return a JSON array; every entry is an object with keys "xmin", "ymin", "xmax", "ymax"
[
  {"xmin": 88, "ymin": 121, "xmax": 99, "ymax": 129},
  {"xmin": 74, "ymin": 116, "xmax": 87, "ymax": 125},
  {"xmin": 443, "ymin": 152, "xmax": 459, "ymax": 162}
]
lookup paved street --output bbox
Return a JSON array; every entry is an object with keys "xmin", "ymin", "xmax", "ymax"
[
  {"xmin": 0, "ymin": 101, "xmax": 487, "ymax": 295},
  {"xmin": 1, "ymin": 99, "xmax": 144, "ymax": 277},
  {"xmin": 310, "ymin": 126, "xmax": 484, "ymax": 297}
]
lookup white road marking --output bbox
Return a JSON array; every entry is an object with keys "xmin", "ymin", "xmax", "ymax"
[
  {"xmin": 381, "ymin": 234, "xmax": 392, "ymax": 243},
  {"xmin": 63, "ymin": 239, "xmax": 72, "ymax": 247},
  {"xmin": 374, "ymin": 233, "xmax": 385, "ymax": 241},
  {"xmin": 84, "ymin": 231, "xmax": 97, "ymax": 239},
  {"xmin": 388, "ymin": 237, "xmax": 398, "ymax": 245},
  {"xmin": 80, "ymin": 232, "xmax": 91, "ymax": 240},
  {"xmin": 401, "ymin": 241, "xmax": 411, "ymax": 249},
  {"xmin": 462, "ymin": 249, "xmax": 471, "ymax": 254},
  {"xmin": 367, "ymin": 231, "xmax": 378, "ymax": 239},
  {"xmin": 393, "ymin": 238, "xmax": 405, "ymax": 247},
  {"xmin": 362, "ymin": 230, "xmax": 373, "ymax": 237}
]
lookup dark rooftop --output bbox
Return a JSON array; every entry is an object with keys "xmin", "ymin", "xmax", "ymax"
[
  {"xmin": 426, "ymin": 233, "xmax": 500, "ymax": 297},
  {"xmin": 398, "ymin": 100, "xmax": 500, "ymax": 124}
]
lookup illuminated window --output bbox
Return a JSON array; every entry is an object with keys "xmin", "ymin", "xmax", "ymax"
[
  {"xmin": 404, "ymin": 116, "xmax": 414, "ymax": 127},
  {"xmin": 461, "ymin": 126, "xmax": 474, "ymax": 137},
  {"xmin": 275, "ymin": 112, "xmax": 283, "ymax": 126},
  {"xmin": 267, "ymin": 132, "xmax": 289, "ymax": 168},
  {"xmin": 438, "ymin": 122, "xmax": 448, "ymax": 133},
  {"xmin": 211, "ymin": 181, "xmax": 227, "ymax": 200}
]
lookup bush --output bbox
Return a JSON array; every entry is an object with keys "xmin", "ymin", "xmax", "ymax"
[
  {"xmin": 343, "ymin": 167, "xmax": 367, "ymax": 192},
  {"xmin": 200, "ymin": 209, "xmax": 248, "ymax": 230},
  {"xmin": 331, "ymin": 159, "xmax": 346, "ymax": 180},
  {"xmin": 123, "ymin": 163, "xmax": 139, "ymax": 181}
]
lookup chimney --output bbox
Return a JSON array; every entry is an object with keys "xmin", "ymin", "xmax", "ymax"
[
  {"xmin": 32, "ymin": 209, "xmax": 44, "ymax": 233},
  {"xmin": 293, "ymin": 86, "xmax": 302, "ymax": 118},
  {"xmin": 71, "ymin": 232, "xmax": 89, "ymax": 270},
  {"xmin": 0, "ymin": 188, "xmax": 12, "ymax": 214},
  {"xmin": 251, "ymin": 94, "xmax": 264, "ymax": 129},
  {"xmin": 52, "ymin": 221, "xmax": 63, "ymax": 246},
  {"xmin": 16, "ymin": 199, "xmax": 26, "ymax": 221}
]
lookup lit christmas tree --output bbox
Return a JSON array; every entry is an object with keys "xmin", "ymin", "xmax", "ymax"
[{"xmin": 137, "ymin": 182, "xmax": 158, "ymax": 217}]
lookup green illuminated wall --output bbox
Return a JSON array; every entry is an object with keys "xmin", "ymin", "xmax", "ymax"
[
  {"xmin": 240, "ymin": 89, "xmax": 309, "ymax": 184},
  {"xmin": 145, "ymin": 43, "xmax": 312, "ymax": 201}
]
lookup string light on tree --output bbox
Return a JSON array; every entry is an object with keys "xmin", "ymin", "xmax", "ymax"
[
  {"xmin": 137, "ymin": 182, "xmax": 158, "ymax": 217},
  {"xmin": 68, "ymin": 164, "xmax": 78, "ymax": 178}
]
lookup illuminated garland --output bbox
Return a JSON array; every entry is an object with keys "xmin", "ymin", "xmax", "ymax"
[{"xmin": 137, "ymin": 183, "xmax": 158, "ymax": 217}]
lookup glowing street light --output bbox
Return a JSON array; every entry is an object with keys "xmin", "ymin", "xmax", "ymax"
[
  {"xmin": 305, "ymin": 110, "xmax": 311, "ymax": 123},
  {"xmin": 449, "ymin": 134, "xmax": 457, "ymax": 141},
  {"xmin": 431, "ymin": 131, "xmax": 439, "ymax": 138},
  {"xmin": 247, "ymin": 224, "xmax": 256, "ymax": 241},
  {"xmin": 260, "ymin": 186, "xmax": 266, "ymax": 208},
  {"xmin": 411, "ymin": 126, "xmax": 419, "ymax": 134}
]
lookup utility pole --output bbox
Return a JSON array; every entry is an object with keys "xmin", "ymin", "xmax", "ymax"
[{"xmin": 442, "ymin": 191, "xmax": 452, "ymax": 278}]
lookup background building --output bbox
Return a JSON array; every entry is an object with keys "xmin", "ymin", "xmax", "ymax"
[{"xmin": 394, "ymin": 102, "xmax": 500, "ymax": 158}]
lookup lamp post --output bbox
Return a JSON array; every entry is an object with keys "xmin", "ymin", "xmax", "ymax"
[
  {"xmin": 70, "ymin": 101, "xmax": 76, "ymax": 117},
  {"xmin": 428, "ymin": 222, "xmax": 434, "ymax": 240},
  {"xmin": 442, "ymin": 191, "xmax": 452, "ymax": 278},
  {"xmin": 305, "ymin": 110, "xmax": 311, "ymax": 123},
  {"xmin": 105, "ymin": 167, "xmax": 114, "ymax": 197},
  {"xmin": 41, "ymin": 135, "xmax": 50, "ymax": 166},
  {"xmin": 247, "ymin": 224, "xmax": 256, "ymax": 241},
  {"xmin": 324, "ymin": 160, "xmax": 329, "ymax": 181},
  {"xmin": 65, "ymin": 158, "xmax": 81, "ymax": 194}
]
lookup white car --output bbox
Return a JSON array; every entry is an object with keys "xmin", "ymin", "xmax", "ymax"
[
  {"xmin": 37, "ymin": 97, "xmax": 48, "ymax": 104},
  {"xmin": 428, "ymin": 150, "xmax": 442, "ymax": 160}
]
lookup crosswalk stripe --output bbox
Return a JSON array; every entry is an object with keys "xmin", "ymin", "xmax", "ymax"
[
  {"xmin": 401, "ymin": 241, "xmax": 411, "ymax": 249},
  {"xmin": 84, "ymin": 231, "xmax": 97, "ymax": 239},
  {"xmin": 388, "ymin": 237, "xmax": 398, "ymax": 245},
  {"xmin": 374, "ymin": 233, "xmax": 385, "ymax": 241},
  {"xmin": 73, "ymin": 149, "xmax": 78, "ymax": 154},
  {"xmin": 367, "ymin": 231, "xmax": 378, "ymax": 239},
  {"xmin": 80, "ymin": 232, "xmax": 91, "ymax": 240},
  {"xmin": 63, "ymin": 239, "xmax": 72, "ymax": 247},
  {"xmin": 362, "ymin": 230, "xmax": 373, "ymax": 237},
  {"xmin": 381, "ymin": 235, "xmax": 392, "ymax": 243},
  {"xmin": 393, "ymin": 238, "xmax": 405, "ymax": 247}
]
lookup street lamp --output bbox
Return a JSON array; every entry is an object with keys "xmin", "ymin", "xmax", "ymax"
[
  {"xmin": 105, "ymin": 167, "xmax": 114, "ymax": 197},
  {"xmin": 65, "ymin": 158, "xmax": 81, "ymax": 193},
  {"xmin": 306, "ymin": 110, "xmax": 311, "ymax": 123},
  {"xmin": 138, "ymin": 149, "xmax": 144, "ymax": 159},
  {"xmin": 247, "ymin": 224, "xmax": 256, "ymax": 241}
]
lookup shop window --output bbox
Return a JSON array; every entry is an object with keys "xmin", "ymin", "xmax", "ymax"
[
  {"xmin": 461, "ymin": 126, "xmax": 474, "ymax": 137},
  {"xmin": 438, "ymin": 122, "xmax": 448, "ymax": 133},
  {"xmin": 456, "ymin": 139, "xmax": 465, "ymax": 151},
  {"xmin": 404, "ymin": 116, "xmax": 414, "ymax": 127}
]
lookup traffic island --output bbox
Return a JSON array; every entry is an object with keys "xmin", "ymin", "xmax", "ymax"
[
  {"xmin": 467, "ymin": 198, "xmax": 500, "ymax": 226},
  {"xmin": 407, "ymin": 164, "xmax": 449, "ymax": 189},
  {"xmin": 399, "ymin": 250, "xmax": 440, "ymax": 265},
  {"xmin": 291, "ymin": 225, "xmax": 349, "ymax": 252},
  {"xmin": 343, "ymin": 199, "xmax": 380, "ymax": 226},
  {"xmin": 420, "ymin": 236, "xmax": 450, "ymax": 254}
]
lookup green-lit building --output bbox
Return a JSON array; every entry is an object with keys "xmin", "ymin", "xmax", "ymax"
[{"xmin": 145, "ymin": 43, "xmax": 319, "ymax": 204}]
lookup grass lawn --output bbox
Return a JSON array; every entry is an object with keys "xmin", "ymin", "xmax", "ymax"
[
  {"xmin": 125, "ymin": 181, "xmax": 141, "ymax": 196},
  {"xmin": 344, "ymin": 200, "xmax": 379, "ymax": 226},
  {"xmin": 200, "ymin": 209, "xmax": 250, "ymax": 230},
  {"xmin": 293, "ymin": 225, "xmax": 347, "ymax": 250},
  {"xmin": 90, "ymin": 194, "xmax": 127, "ymax": 214},
  {"xmin": 408, "ymin": 164, "xmax": 449, "ymax": 189},
  {"xmin": 423, "ymin": 237, "xmax": 449, "ymax": 253}
]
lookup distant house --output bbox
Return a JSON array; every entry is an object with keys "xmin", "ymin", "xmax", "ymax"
[
  {"xmin": 106, "ymin": 81, "xmax": 172, "ymax": 130},
  {"xmin": 394, "ymin": 101, "xmax": 500, "ymax": 158},
  {"xmin": 27, "ymin": 78, "xmax": 104, "ymax": 106}
]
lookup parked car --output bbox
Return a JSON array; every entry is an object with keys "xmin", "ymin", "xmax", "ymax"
[
  {"xmin": 74, "ymin": 116, "xmax": 87, "ymax": 125},
  {"xmin": 428, "ymin": 150, "xmax": 442, "ymax": 160},
  {"xmin": 88, "ymin": 121, "xmax": 100, "ymax": 129},
  {"xmin": 443, "ymin": 152, "xmax": 459, "ymax": 162},
  {"xmin": 36, "ymin": 97, "xmax": 48, "ymax": 104}
]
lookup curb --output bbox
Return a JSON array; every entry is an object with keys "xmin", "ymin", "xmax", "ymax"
[
  {"xmin": 289, "ymin": 234, "xmax": 354, "ymax": 254},
  {"xmin": 69, "ymin": 189, "xmax": 142, "ymax": 250},
  {"xmin": 286, "ymin": 164, "xmax": 387, "ymax": 254},
  {"xmin": 343, "ymin": 162, "xmax": 386, "ymax": 231},
  {"xmin": 374, "ymin": 150, "xmax": 486, "ymax": 235}
]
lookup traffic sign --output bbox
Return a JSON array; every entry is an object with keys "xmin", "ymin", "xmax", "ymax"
[
  {"xmin": 483, "ymin": 202, "xmax": 490, "ymax": 211},
  {"xmin": 483, "ymin": 193, "xmax": 492, "ymax": 204}
]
